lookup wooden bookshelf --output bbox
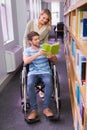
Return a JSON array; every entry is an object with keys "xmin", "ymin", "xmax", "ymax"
[{"xmin": 64, "ymin": 0, "xmax": 87, "ymax": 130}]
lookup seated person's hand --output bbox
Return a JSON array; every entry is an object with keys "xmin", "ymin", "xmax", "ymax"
[
  {"xmin": 37, "ymin": 50, "xmax": 47, "ymax": 56},
  {"xmin": 47, "ymin": 54, "xmax": 58, "ymax": 62}
]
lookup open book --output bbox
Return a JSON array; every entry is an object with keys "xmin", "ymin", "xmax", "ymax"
[{"xmin": 42, "ymin": 42, "xmax": 60, "ymax": 55}]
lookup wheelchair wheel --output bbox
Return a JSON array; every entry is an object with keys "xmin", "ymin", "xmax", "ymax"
[
  {"xmin": 20, "ymin": 66, "xmax": 30, "ymax": 114},
  {"xmin": 53, "ymin": 64, "xmax": 61, "ymax": 117}
]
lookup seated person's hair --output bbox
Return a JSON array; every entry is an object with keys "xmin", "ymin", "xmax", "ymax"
[{"xmin": 27, "ymin": 31, "xmax": 39, "ymax": 41}]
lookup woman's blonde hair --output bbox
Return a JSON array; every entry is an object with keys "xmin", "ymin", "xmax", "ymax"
[{"xmin": 39, "ymin": 9, "xmax": 52, "ymax": 28}]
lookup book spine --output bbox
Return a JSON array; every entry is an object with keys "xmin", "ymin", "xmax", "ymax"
[
  {"xmin": 75, "ymin": 49, "xmax": 87, "ymax": 85},
  {"xmin": 78, "ymin": 10, "xmax": 87, "ymax": 38},
  {"xmin": 86, "ymin": 62, "xmax": 87, "ymax": 107},
  {"xmin": 71, "ymin": 38, "xmax": 75, "ymax": 56},
  {"xmin": 80, "ymin": 18, "xmax": 87, "ymax": 39}
]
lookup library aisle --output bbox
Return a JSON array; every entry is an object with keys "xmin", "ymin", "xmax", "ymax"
[{"xmin": 0, "ymin": 39, "xmax": 73, "ymax": 130}]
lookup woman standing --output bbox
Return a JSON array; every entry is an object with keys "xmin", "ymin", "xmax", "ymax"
[{"xmin": 23, "ymin": 9, "xmax": 51, "ymax": 50}]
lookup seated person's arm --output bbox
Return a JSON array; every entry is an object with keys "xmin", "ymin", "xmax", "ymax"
[{"xmin": 23, "ymin": 50, "xmax": 46, "ymax": 65}]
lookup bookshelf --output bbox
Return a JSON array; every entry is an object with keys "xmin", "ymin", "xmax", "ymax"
[{"xmin": 64, "ymin": 0, "xmax": 87, "ymax": 130}]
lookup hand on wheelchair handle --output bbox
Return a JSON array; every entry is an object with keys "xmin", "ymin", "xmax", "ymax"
[
  {"xmin": 47, "ymin": 54, "xmax": 58, "ymax": 62},
  {"xmin": 47, "ymin": 54, "xmax": 53, "ymax": 58}
]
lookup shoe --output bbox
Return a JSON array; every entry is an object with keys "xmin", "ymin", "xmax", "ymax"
[
  {"xmin": 25, "ymin": 110, "xmax": 40, "ymax": 124},
  {"xmin": 43, "ymin": 108, "xmax": 59, "ymax": 121},
  {"xmin": 43, "ymin": 108, "xmax": 54, "ymax": 119}
]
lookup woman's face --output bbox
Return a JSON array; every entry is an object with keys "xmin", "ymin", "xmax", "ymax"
[{"xmin": 39, "ymin": 13, "xmax": 49, "ymax": 25}]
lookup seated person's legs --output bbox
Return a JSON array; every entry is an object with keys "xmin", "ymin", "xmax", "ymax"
[
  {"xmin": 40, "ymin": 73, "xmax": 54, "ymax": 117},
  {"xmin": 27, "ymin": 73, "xmax": 54, "ymax": 119},
  {"xmin": 27, "ymin": 74, "xmax": 39, "ymax": 120},
  {"xmin": 27, "ymin": 74, "xmax": 39, "ymax": 110}
]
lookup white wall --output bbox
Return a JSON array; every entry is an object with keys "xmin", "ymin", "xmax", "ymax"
[
  {"xmin": 0, "ymin": 13, "xmax": 7, "ymax": 81},
  {"xmin": 0, "ymin": 0, "xmax": 27, "ymax": 90},
  {"xmin": 15, "ymin": 0, "xmax": 27, "ymax": 46},
  {"xmin": 0, "ymin": 1, "xmax": 10, "ymax": 89},
  {"xmin": 60, "ymin": 2, "xmax": 64, "ymax": 22}
]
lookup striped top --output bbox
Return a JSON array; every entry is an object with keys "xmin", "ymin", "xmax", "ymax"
[{"xmin": 23, "ymin": 45, "xmax": 52, "ymax": 76}]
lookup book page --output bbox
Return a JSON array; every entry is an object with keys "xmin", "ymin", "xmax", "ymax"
[{"xmin": 42, "ymin": 43, "xmax": 60, "ymax": 55}]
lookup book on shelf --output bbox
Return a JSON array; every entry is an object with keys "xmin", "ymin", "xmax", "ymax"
[
  {"xmin": 79, "ymin": 93, "xmax": 84, "ymax": 125},
  {"xmin": 81, "ymin": 104, "xmax": 84, "ymax": 125},
  {"xmin": 71, "ymin": 38, "xmax": 76, "ymax": 56},
  {"xmin": 75, "ymin": 81, "xmax": 84, "ymax": 125},
  {"xmin": 80, "ymin": 18, "xmax": 87, "ymax": 40},
  {"xmin": 42, "ymin": 42, "xmax": 60, "ymax": 55},
  {"xmin": 81, "ymin": 61, "xmax": 86, "ymax": 86},
  {"xmin": 75, "ymin": 49, "xmax": 81, "ymax": 82},
  {"xmin": 80, "ymin": 56, "xmax": 87, "ymax": 86},
  {"xmin": 78, "ymin": 10, "xmax": 87, "ymax": 38},
  {"xmin": 75, "ymin": 81, "xmax": 81, "ymax": 105},
  {"xmin": 75, "ymin": 49, "xmax": 87, "ymax": 86}
]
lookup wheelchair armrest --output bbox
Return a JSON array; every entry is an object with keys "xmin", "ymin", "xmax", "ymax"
[{"xmin": 23, "ymin": 63, "xmax": 29, "ymax": 74}]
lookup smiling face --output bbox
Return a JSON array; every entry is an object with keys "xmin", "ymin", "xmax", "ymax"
[
  {"xmin": 39, "ymin": 13, "xmax": 49, "ymax": 25},
  {"xmin": 27, "ymin": 31, "xmax": 40, "ymax": 48},
  {"xmin": 31, "ymin": 35, "xmax": 40, "ymax": 48}
]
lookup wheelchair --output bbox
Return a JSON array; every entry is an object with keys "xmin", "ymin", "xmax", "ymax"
[{"xmin": 20, "ymin": 62, "xmax": 61, "ymax": 118}]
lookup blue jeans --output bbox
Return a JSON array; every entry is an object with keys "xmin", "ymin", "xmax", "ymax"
[{"xmin": 27, "ymin": 73, "xmax": 53, "ymax": 110}]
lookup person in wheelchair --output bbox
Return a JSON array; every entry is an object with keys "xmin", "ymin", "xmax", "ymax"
[{"xmin": 23, "ymin": 31, "xmax": 57, "ymax": 123}]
